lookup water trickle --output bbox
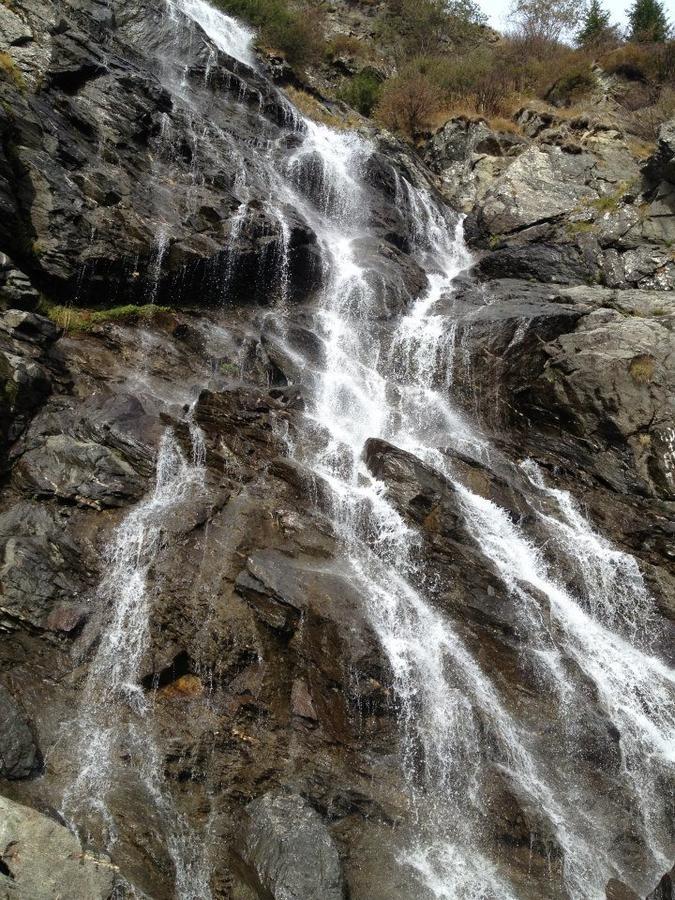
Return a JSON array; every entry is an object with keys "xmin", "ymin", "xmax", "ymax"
[{"xmin": 63, "ymin": 428, "xmax": 211, "ymax": 899}]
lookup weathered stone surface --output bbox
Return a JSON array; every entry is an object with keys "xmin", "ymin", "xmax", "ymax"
[
  {"xmin": 232, "ymin": 792, "xmax": 345, "ymax": 900},
  {"xmin": 645, "ymin": 118, "xmax": 675, "ymax": 186},
  {"xmin": 647, "ymin": 865, "xmax": 674, "ymax": 900},
  {"xmin": 0, "ymin": 502, "xmax": 92, "ymax": 632},
  {"xmin": 0, "ymin": 795, "xmax": 116, "ymax": 899},
  {"xmin": 13, "ymin": 434, "xmax": 145, "ymax": 507},
  {"xmin": 466, "ymin": 145, "xmax": 597, "ymax": 238},
  {"xmin": 0, "ymin": 686, "xmax": 40, "ymax": 779},
  {"xmin": 605, "ymin": 878, "xmax": 640, "ymax": 900}
]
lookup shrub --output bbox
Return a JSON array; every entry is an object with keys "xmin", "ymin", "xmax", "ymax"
[
  {"xmin": 546, "ymin": 62, "xmax": 597, "ymax": 106},
  {"xmin": 336, "ymin": 69, "xmax": 382, "ymax": 116},
  {"xmin": 626, "ymin": 85, "xmax": 675, "ymax": 139},
  {"xmin": 375, "ymin": 71, "xmax": 444, "ymax": 138},
  {"xmin": 325, "ymin": 34, "xmax": 367, "ymax": 61},
  {"xmin": 398, "ymin": 51, "xmax": 511, "ymax": 115},
  {"xmin": 600, "ymin": 40, "xmax": 675, "ymax": 82},
  {"xmin": 212, "ymin": 0, "xmax": 325, "ymax": 66}
]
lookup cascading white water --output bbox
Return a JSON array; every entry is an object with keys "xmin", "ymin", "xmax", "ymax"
[
  {"xmin": 64, "ymin": 2, "xmax": 674, "ymax": 897},
  {"xmin": 63, "ymin": 429, "xmax": 212, "ymax": 900},
  {"xmin": 169, "ymin": 0, "xmax": 257, "ymax": 67}
]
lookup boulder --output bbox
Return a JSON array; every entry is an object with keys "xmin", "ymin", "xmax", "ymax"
[
  {"xmin": 0, "ymin": 795, "xmax": 116, "ymax": 899},
  {"xmin": 231, "ymin": 792, "xmax": 345, "ymax": 900},
  {"xmin": 424, "ymin": 116, "xmax": 527, "ymax": 211}
]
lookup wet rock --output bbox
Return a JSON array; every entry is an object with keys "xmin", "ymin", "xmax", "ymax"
[
  {"xmin": 519, "ymin": 308, "xmax": 675, "ymax": 498},
  {"xmin": 13, "ymin": 434, "xmax": 146, "ymax": 507},
  {"xmin": 0, "ymin": 502, "xmax": 92, "ymax": 632},
  {"xmin": 647, "ymin": 865, "xmax": 675, "ymax": 900},
  {"xmin": 232, "ymin": 791, "xmax": 345, "ymax": 900},
  {"xmin": 0, "ymin": 685, "xmax": 40, "ymax": 779},
  {"xmin": 605, "ymin": 878, "xmax": 640, "ymax": 900},
  {"xmin": 0, "ymin": 795, "xmax": 116, "ymax": 898},
  {"xmin": 0, "ymin": 260, "xmax": 40, "ymax": 313}
]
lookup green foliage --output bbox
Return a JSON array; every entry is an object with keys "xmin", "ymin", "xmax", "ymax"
[
  {"xmin": 336, "ymin": 70, "xmax": 382, "ymax": 116},
  {"xmin": 212, "ymin": 0, "xmax": 324, "ymax": 65},
  {"xmin": 627, "ymin": 0, "xmax": 670, "ymax": 42},
  {"xmin": 576, "ymin": 0, "xmax": 619, "ymax": 48}
]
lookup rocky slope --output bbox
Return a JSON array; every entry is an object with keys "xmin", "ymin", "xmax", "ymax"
[{"xmin": 0, "ymin": 0, "xmax": 673, "ymax": 899}]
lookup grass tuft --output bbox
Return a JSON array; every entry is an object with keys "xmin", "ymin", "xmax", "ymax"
[{"xmin": 46, "ymin": 304, "xmax": 171, "ymax": 333}]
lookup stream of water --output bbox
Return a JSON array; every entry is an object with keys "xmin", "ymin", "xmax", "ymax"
[{"xmin": 64, "ymin": 2, "xmax": 675, "ymax": 897}]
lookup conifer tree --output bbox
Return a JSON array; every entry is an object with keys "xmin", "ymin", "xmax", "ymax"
[
  {"xmin": 576, "ymin": 0, "xmax": 616, "ymax": 48},
  {"xmin": 627, "ymin": 0, "xmax": 670, "ymax": 42}
]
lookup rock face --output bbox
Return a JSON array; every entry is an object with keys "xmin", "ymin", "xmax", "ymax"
[
  {"xmin": 428, "ymin": 111, "xmax": 675, "ymax": 291},
  {"xmin": 0, "ymin": 795, "xmax": 116, "ymax": 898},
  {"xmin": 0, "ymin": 0, "xmax": 673, "ymax": 898}
]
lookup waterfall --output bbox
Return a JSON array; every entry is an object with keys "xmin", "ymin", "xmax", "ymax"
[{"xmin": 62, "ymin": 2, "xmax": 674, "ymax": 898}]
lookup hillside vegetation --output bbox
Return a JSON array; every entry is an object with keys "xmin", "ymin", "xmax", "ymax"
[{"xmin": 213, "ymin": 0, "xmax": 674, "ymax": 140}]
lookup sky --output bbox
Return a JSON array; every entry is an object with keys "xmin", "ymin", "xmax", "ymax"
[{"xmin": 479, "ymin": 0, "xmax": 633, "ymax": 33}]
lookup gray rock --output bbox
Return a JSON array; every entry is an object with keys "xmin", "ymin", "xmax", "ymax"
[
  {"xmin": 0, "ymin": 685, "xmax": 40, "ymax": 779},
  {"xmin": 0, "ymin": 311, "xmax": 57, "ymax": 346},
  {"xmin": 232, "ymin": 792, "xmax": 345, "ymax": 900},
  {"xmin": 0, "ymin": 502, "xmax": 91, "ymax": 632},
  {"xmin": 466, "ymin": 145, "xmax": 597, "ymax": 238},
  {"xmin": 14, "ymin": 433, "xmax": 146, "ymax": 507},
  {"xmin": 0, "ymin": 267, "xmax": 41, "ymax": 312},
  {"xmin": 0, "ymin": 795, "xmax": 116, "ymax": 899},
  {"xmin": 645, "ymin": 118, "xmax": 675, "ymax": 186},
  {"xmin": 647, "ymin": 864, "xmax": 674, "ymax": 900}
]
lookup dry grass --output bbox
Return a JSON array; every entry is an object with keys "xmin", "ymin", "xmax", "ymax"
[
  {"xmin": 429, "ymin": 101, "xmax": 522, "ymax": 135},
  {"xmin": 47, "ymin": 304, "xmax": 171, "ymax": 333},
  {"xmin": 629, "ymin": 354, "xmax": 655, "ymax": 384},
  {"xmin": 285, "ymin": 85, "xmax": 361, "ymax": 130},
  {"xmin": 627, "ymin": 137, "xmax": 657, "ymax": 159},
  {"xmin": 325, "ymin": 33, "xmax": 370, "ymax": 61},
  {"xmin": 0, "ymin": 51, "xmax": 25, "ymax": 90}
]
